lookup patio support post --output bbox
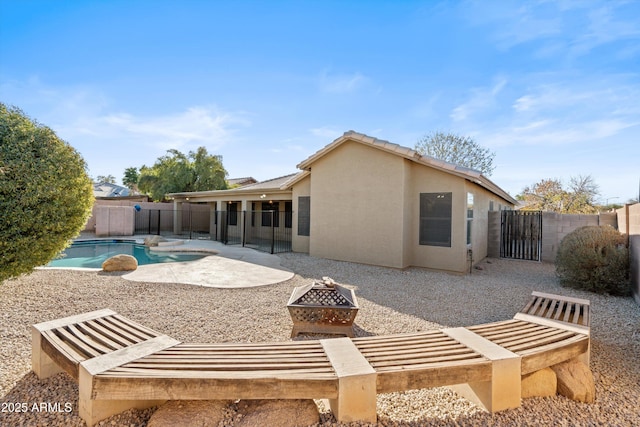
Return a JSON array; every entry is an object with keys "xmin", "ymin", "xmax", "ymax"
[
  {"xmin": 217, "ymin": 201, "xmax": 227, "ymax": 243},
  {"xmin": 208, "ymin": 202, "xmax": 217, "ymax": 240},
  {"xmin": 240, "ymin": 200, "xmax": 248, "ymax": 246},
  {"xmin": 173, "ymin": 200, "xmax": 183, "ymax": 236}
]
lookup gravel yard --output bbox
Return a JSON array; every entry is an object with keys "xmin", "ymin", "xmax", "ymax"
[{"xmin": 1, "ymin": 254, "xmax": 639, "ymax": 426}]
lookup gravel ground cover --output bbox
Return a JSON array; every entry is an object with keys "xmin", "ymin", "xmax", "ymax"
[{"xmin": 1, "ymin": 254, "xmax": 639, "ymax": 426}]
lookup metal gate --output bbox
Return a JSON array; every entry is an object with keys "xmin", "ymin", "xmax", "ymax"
[{"xmin": 500, "ymin": 210, "xmax": 542, "ymax": 261}]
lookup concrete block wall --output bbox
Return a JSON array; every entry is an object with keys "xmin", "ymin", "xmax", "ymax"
[
  {"xmin": 621, "ymin": 204, "xmax": 640, "ymax": 305},
  {"xmin": 94, "ymin": 206, "xmax": 135, "ymax": 237},
  {"xmin": 487, "ymin": 211, "xmax": 501, "ymax": 258},
  {"xmin": 540, "ymin": 213, "xmax": 603, "ymax": 262}
]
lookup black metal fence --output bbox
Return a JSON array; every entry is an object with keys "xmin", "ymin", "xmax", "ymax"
[
  {"xmin": 134, "ymin": 207, "xmax": 292, "ymax": 254},
  {"xmin": 242, "ymin": 210, "xmax": 292, "ymax": 253},
  {"xmin": 134, "ymin": 209, "xmax": 166, "ymax": 235},
  {"xmin": 134, "ymin": 208, "xmax": 211, "ymax": 239}
]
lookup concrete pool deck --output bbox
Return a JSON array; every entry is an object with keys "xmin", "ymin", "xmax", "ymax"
[
  {"xmin": 123, "ymin": 239, "xmax": 294, "ymax": 288},
  {"xmin": 58, "ymin": 236, "xmax": 295, "ymax": 288}
]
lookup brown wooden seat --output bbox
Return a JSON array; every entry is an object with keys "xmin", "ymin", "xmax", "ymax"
[
  {"xmin": 31, "ymin": 292, "xmax": 591, "ymax": 426},
  {"xmin": 31, "ymin": 309, "xmax": 167, "ymax": 381}
]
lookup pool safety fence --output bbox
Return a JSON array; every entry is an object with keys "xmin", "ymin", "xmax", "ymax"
[{"xmin": 135, "ymin": 208, "xmax": 292, "ymax": 254}]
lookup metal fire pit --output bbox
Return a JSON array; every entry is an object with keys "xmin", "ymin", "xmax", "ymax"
[{"xmin": 287, "ymin": 277, "xmax": 359, "ymax": 338}]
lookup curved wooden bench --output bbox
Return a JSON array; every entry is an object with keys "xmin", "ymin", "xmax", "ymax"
[{"xmin": 32, "ymin": 292, "xmax": 590, "ymax": 426}]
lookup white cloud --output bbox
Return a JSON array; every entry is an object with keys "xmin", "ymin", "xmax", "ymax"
[
  {"xmin": 0, "ymin": 78, "xmax": 250, "ymax": 176},
  {"xmin": 318, "ymin": 69, "xmax": 369, "ymax": 94},
  {"xmin": 450, "ymin": 77, "xmax": 507, "ymax": 121},
  {"xmin": 310, "ymin": 126, "xmax": 342, "ymax": 139},
  {"xmin": 449, "ymin": 71, "xmax": 640, "ymax": 161},
  {"xmin": 462, "ymin": 0, "xmax": 640, "ymax": 59}
]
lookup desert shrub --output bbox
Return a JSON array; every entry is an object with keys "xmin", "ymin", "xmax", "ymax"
[
  {"xmin": 555, "ymin": 225, "xmax": 630, "ymax": 295},
  {"xmin": 0, "ymin": 104, "xmax": 94, "ymax": 283}
]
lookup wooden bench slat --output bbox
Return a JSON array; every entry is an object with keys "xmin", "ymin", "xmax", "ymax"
[
  {"xmin": 482, "ymin": 327, "xmax": 569, "ymax": 346},
  {"xmin": 352, "ymin": 330, "xmax": 446, "ymax": 345},
  {"xmin": 539, "ymin": 298, "xmax": 553, "ymax": 317},
  {"xmin": 176, "ymin": 341, "xmax": 324, "ymax": 349},
  {"xmin": 467, "ymin": 322, "xmax": 545, "ymax": 339},
  {"xmin": 55, "ymin": 327, "xmax": 102, "ymax": 358},
  {"xmin": 119, "ymin": 362, "xmax": 333, "ymax": 370},
  {"xmin": 356, "ymin": 341, "xmax": 467, "ymax": 356},
  {"xmin": 354, "ymin": 337, "xmax": 455, "ymax": 351},
  {"xmin": 498, "ymin": 331, "xmax": 578, "ymax": 353},
  {"xmin": 530, "ymin": 296, "xmax": 544, "ymax": 315},
  {"xmin": 101, "ymin": 367, "xmax": 337, "ymax": 378},
  {"xmin": 66, "ymin": 324, "xmax": 115, "ymax": 354},
  {"xmin": 75, "ymin": 322, "xmax": 128, "ymax": 351},
  {"xmin": 140, "ymin": 354, "xmax": 329, "ymax": 362},
  {"xmin": 42, "ymin": 330, "xmax": 89, "ymax": 363},
  {"xmin": 112, "ymin": 314, "xmax": 163, "ymax": 337},
  {"xmin": 156, "ymin": 347, "xmax": 327, "ymax": 355},
  {"xmin": 465, "ymin": 319, "xmax": 526, "ymax": 333},
  {"xmin": 83, "ymin": 320, "xmax": 137, "ymax": 348},
  {"xmin": 361, "ymin": 345, "xmax": 475, "ymax": 361},
  {"xmin": 563, "ymin": 303, "xmax": 572, "ymax": 322},
  {"xmin": 92, "ymin": 317, "xmax": 148, "ymax": 345},
  {"xmin": 545, "ymin": 299, "xmax": 559, "ymax": 317},
  {"xmin": 551, "ymin": 300, "xmax": 563, "ymax": 320},
  {"xmin": 517, "ymin": 334, "xmax": 588, "ymax": 357},
  {"xmin": 367, "ymin": 352, "xmax": 486, "ymax": 368},
  {"xmin": 105, "ymin": 316, "xmax": 157, "ymax": 341}
]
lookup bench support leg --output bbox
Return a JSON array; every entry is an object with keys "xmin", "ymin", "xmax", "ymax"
[
  {"xmin": 449, "ymin": 355, "xmax": 521, "ymax": 412},
  {"xmin": 78, "ymin": 365, "xmax": 165, "ymax": 427},
  {"xmin": 31, "ymin": 328, "xmax": 63, "ymax": 379},
  {"xmin": 329, "ymin": 370, "xmax": 377, "ymax": 423},
  {"xmin": 444, "ymin": 327, "xmax": 521, "ymax": 413},
  {"xmin": 321, "ymin": 337, "xmax": 377, "ymax": 423}
]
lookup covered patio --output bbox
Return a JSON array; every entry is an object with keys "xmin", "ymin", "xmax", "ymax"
[{"xmin": 168, "ymin": 174, "xmax": 298, "ymax": 253}]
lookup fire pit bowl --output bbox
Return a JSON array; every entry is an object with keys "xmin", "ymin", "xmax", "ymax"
[{"xmin": 287, "ymin": 277, "xmax": 359, "ymax": 337}]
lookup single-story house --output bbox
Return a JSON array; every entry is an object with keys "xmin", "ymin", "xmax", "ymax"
[{"xmin": 168, "ymin": 131, "xmax": 517, "ymax": 273}]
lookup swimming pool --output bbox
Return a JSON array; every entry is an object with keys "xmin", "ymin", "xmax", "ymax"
[{"xmin": 47, "ymin": 240, "xmax": 208, "ymax": 268}]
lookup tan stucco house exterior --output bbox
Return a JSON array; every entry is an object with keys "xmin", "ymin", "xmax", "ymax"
[{"xmin": 169, "ymin": 131, "xmax": 517, "ymax": 273}]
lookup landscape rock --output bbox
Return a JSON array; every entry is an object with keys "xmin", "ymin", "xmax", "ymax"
[
  {"xmin": 144, "ymin": 235, "xmax": 166, "ymax": 247},
  {"xmin": 101, "ymin": 254, "xmax": 138, "ymax": 272},
  {"xmin": 147, "ymin": 400, "xmax": 231, "ymax": 427},
  {"xmin": 551, "ymin": 359, "xmax": 595, "ymax": 403},
  {"xmin": 236, "ymin": 399, "xmax": 320, "ymax": 427},
  {"xmin": 521, "ymin": 367, "xmax": 557, "ymax": 398}
]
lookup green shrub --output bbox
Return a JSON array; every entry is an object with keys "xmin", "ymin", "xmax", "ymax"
[
  {"xmin": 0, "ymin": 104, "xmax": 94, "ymax": 283},
  {"xmin": 555, "ymin": 225, "xmax": 630, "ymax": 295}
]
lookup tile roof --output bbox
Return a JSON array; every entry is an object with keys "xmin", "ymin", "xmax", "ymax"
[
  {"xmin": 297, "ymin": 130, "xmax": 517, "ymax": 204},
  {"xmin": 93, "ymin": 182, "xmax": 130, "ymax": 198}
]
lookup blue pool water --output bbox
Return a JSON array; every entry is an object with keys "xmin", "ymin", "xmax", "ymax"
[{"xmin": 47, "ymin": 240, "xmax": 207, "ymax": 268}]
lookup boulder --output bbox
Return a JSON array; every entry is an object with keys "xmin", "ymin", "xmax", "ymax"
[
  {"xmin": 521, "ymin": 367, "xmax": 557, "ymax": 398},
  {"xmin": 144, "ymin": 235, "xmax": 166, "ymax": 247},
  {"xmin": 147, "ymin": 400, "xmax": 231, "ymax": 427},
  {"xmin": 551, "ymin": 359, "xmax": 595, "ymax": 403},
  {"xmin": 236, "ymin": 400, "xmax": 319, "ymax": 427},
  {"xmin": 102, "ymin": 254, "xmax": 138, "ymax": 272}
]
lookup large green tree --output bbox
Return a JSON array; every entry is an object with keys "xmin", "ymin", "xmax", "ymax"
[
  {"xmin": 0, "ymin": 104, "xmax": 94, "ymax": 282},
  {"xmin": 137, "ymin": 147, "xmax": 228, "ymax": 200},
  {"xmin": 518, "ymin": 175, "xmax": 600, "ymax": 213},
  {"xmin": 122, "ymin": 167, "xmax": 140, "ymax": 191},
  {"xmin": 415, "ymin": 131, "xmax": 496, "ymax": 176}
]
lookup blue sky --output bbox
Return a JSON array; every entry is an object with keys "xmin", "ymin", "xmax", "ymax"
[{"xmin": 1, "ymin": 0, "xmax": 639, "ymax": 203}]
